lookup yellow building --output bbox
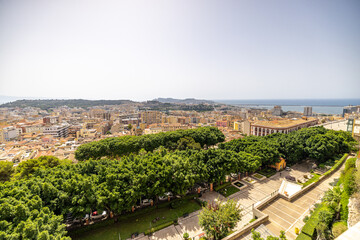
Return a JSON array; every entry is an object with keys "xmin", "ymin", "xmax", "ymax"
[{"xmin": 270, "ymin": 158, "xmax": 286, "ymax": 171}]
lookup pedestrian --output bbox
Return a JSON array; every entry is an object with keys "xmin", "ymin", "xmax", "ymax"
[{"xmin": 280, "ymin": 172, "xmax": 282, "ymax": 177}]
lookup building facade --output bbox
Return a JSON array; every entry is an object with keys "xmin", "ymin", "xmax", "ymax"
[
  {"xmin": 250, "ymin": 118, "xmax": 318, "ymax": 136},
  {"xmin": 303, "ymin": 107, "xmax": 313, "ymax": 116},
  {"xmin": 43, "ymin": 124, "xmax": 69, "ymax": 138}
]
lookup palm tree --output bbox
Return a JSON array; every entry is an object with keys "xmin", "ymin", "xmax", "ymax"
[{"xmin": 323, "ymin": 186, "xmax": 342, "ymax": 219}]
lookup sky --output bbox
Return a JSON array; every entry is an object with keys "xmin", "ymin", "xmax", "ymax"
[{"xmin": 0, "ymin": 0, "xmax": 359, "ymax": 101}]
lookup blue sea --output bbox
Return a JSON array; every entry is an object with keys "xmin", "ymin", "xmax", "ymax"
[{"xmin": 216, "ymin": 99, "xmax": 360, "ymax": 115}]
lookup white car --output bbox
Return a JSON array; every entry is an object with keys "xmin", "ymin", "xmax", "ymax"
[
  {"xmin": 141, "ymin": 199, "xmax": 152, "ymax": 206},
  {"xmin": 285, "ymin": 167, "xmax": 291, "ymax": 171},
  {"xmin": 159, "ymin": 192, "xmax": 173, "ymax": 201}
]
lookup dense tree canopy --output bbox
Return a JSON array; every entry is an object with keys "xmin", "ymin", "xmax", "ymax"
[
  {"xmin": 219, "ymin": 127, "xmax": 356, "ymax": 165},
  {"xmin": 75, "ymin": 127, "xmax": 225, "ymax": 160}
]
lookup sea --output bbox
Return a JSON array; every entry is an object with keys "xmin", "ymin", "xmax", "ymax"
[{"xmin": 216, "ymin": 99, "xmax": 360, "ymax": 115}]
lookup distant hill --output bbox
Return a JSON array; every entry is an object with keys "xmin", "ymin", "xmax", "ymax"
[
  {"xmin": 153, "ymin": 98, "xmax": 214, "ymax": 104},
  {"xmin": 0, "ymin": 95, "xmax": 35, "ymax": 104},
  {"xmin": 0, "ymin": 99, "xmax": 134, "ymax": 110}
]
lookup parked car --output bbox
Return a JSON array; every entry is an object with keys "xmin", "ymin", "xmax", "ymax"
[
  {"xmin": 285, "ymin": 176, "xmax": 296, "ymax": 181},
  {"xmin": 91, "ymin": 211, "xmax": 107, "ymax": 220},
  {"xmin": 141, "ymin": 199, "xmax": 152, "ymax": 206},
  {"xmin": 285, "ymin": 167, "xmax": 291, "ymax": 171},
  {"xmin": 159, "ymin": 192, "xmax": 173, "ymax": 201}
]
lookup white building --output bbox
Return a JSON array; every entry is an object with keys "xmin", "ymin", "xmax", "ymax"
[
  {"xmin": 1, "ymin": 126, "xmax": 22, "ymax": 142},
  {"xmin": 43, "ymin": 124, "xmax": 69, "ymax": 138}
]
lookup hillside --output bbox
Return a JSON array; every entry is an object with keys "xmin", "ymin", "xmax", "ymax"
[{"xmin": 0, "ymin": 99, "xmax": 134, "ymax": 110}]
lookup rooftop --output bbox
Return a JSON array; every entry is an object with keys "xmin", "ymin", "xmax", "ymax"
[{"xmin": 253, "ymin": 118, "xmax": 317, "ymax": 128}]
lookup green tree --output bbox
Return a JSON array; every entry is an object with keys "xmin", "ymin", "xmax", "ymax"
[
  {"xmin": 199, "ymin": 200, "xmax": 241, "ymax": 239},
  {"xmin": 323, "ymin": 186, "xmax": 342, "ymax": 219},
  {"xmin": 0, "ymin": 161, "xmax": 14, "ymax": 182}
]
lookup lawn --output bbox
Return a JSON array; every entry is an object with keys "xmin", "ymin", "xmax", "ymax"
[
  {"xmin": 233, "ymin": 181, "xmax": 245, "ymax": 188},
  {"xmin": 217, "ymin": 185, "xmax": 240, "ymax": 197},
  {"xmin": 257, "ymin": 168, "xmax": 277, "ymax": 178},
  {"xmin": 252, "ymin": 173, "xmax": 265, "ymax": 180},
  {"xmin": 302, "ymin": 173, "xmax": 321, "ymax": 188},
  {"xmin": 70, "ymin": 197, "xmax": 201, "ymax": 240}
]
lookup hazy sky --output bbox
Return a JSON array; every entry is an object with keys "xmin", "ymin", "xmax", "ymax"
[{"xmin": 0, "ymin": 0, "xmax": 359, "ymax": 101}]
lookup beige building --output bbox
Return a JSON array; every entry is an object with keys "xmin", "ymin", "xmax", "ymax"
[
  {"xmin": 250, "ymin": 118, "xmax": 318, "ymax": 136},
  {"xmin": 141, "ymin": 111, "xmax": 163, "ymax": 124},
  {"xmin": 76, "ymin": 128, "xmax": 97, "ymax": 138},
  {"xmin": 234, "ymin": 120, "xmax": 251, "ymax": 135}
]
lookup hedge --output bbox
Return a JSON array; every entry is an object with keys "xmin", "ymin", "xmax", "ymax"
[
  {"xmin": 297, "ymin": 204, "xmax": 335, "ymax": 239},
  {"xmin": 295, "ymin": 232, "xmax": 312, "ymax": 240},
  {"xmin": 323, "ymin": 153, "xmax": 348, "ymax": 177}
]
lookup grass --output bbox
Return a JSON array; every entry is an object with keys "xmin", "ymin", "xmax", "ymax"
[
  {"xmin": 233, "ymin": 181, "xmax": 245, "ymax": 188},
  {"xmin": 257, "ymin": 168, "xmax": 277, "ymax": 178},
  {"xmin": 302, "ymin": 153, "xmax": 348, "ymax": 188},
  {"xmin": 214, "ymin": 181, "xmax": 231, "ymax": 191},
  {"xmin": 252, "ymin": 173, "xmax": 265, "ymax": 179},
  {"xmin": 217, "ymin": 185, "xmax": 240, "ymax": 197},
  {"xmin": 69, "ymin": 197, "xmax": 201, "ymax": 240},
  {"xmin": 302, "ymin": 173, "xmax": 321, "ymax": 188}
]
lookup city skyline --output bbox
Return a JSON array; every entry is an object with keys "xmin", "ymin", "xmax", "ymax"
[{"xmin": 1, "ymin": 0, "xmax": 359, "ymax": 101}]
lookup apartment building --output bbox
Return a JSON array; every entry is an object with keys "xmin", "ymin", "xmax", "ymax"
[
  {"xmin": 43, "ymin": 116, "xmax": 59, "ymax": 124},
  {"xmin": 20, "ymin": 124, "xmax": 44, "ymax": 134},
  {"xmin": 43, "ymin": 124, "xmax": 69, "ymax": 138},
  {"xmin": 141, "ymin": 111, "xmax": 163, "ymax": 124},
  {"xmin": 303, "ymin": 107, "xmax": 313, "ymax": 116},
  {"xmin": 234, "ymin": 120, "xmax": 251, "ymax": 134},
  {"xmin": 0, "ymin": 126, "xmax": 22, "ymax": 142}
]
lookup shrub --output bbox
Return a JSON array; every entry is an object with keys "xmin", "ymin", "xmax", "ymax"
[
  {"xmin": 332, "ymin": 221, "xmax": 347, "ymax": 238},
  {"xmin": 183, "ymin": 232, "xmax": 189, "ymax": 240},
  {"xmin": 344, "ymin": 158, "xmax": 356, "ymax": 172},
  {"xmin": 343, "ymin": 168, "xmax": 356, "ymax": 195},
  {"xmin": 300, "ymin": 205, "xmax": 335, "ymax": 238}
]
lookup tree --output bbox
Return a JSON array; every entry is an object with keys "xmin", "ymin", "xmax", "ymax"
[
  {"xmin": 0, "ymin": 161, "xmax": 14, "ymax": 182},
  {"xmin": 251, "ymin": 229, "xmax": 287, "ymax": 240},
  {"xmin": 323, "ymin": 186, "xmax": 342, "ymax": 219},
  {"xmin": 199, "ymin": 200, "xmax": 241, "ymax": 239},
  {"xmin": 177, "ymin": 137, "xmax": 201, "ymax": 151},
  {"xmin": 316, "ymin": 208, "xmax": 334, "ymax": 240},
  {"xmin": 251, "ymin": 229, "xmax": 264, "ymax": 240}
]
